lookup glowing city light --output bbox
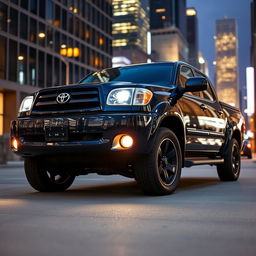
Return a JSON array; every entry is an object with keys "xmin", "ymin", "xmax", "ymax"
[
  {"xmin": 147, "ymin": 31, "xmax": 151, "ymax": 55},
  {"xmin": 246, "ymin": 67, "xmax": 255, "ymax": 116},
  {"xmin": 186, "ymin": 8, "xmax": 197, "ymax": 16},
  {"xmin": 198, "ymin": 56, "xmax": 205, "ymax": 64},
  {"xmin": 38, "ymin": 32, "xmax": 46, "ymax": 38},
  {"xmin": 99, "ymin": 38, "xmax": 104, "ymax": 46},
  {"xmin": 60, "ymin": 48, "xmax": 80, "ymax": 58},
  {"xmin": 155, "ymin": 8, "xmax": 166, "ymax": 13}
]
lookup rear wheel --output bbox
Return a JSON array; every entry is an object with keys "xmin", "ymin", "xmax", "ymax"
[
  {"xmin": 134, "ymin": 128, "xmax": 182, "ymax": 195},
  {"xmin": 217, "ymin": 138, "xmax": 241, "ymax": 181},
  {"xmin": 24, "ymin": 158, "xmax": 75, "ymax": 192}
]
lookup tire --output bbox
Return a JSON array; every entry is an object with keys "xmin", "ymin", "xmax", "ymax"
[
  {"xmin": 24, "ymin": 158, "xmax": 75, "ymax": 192},
  {"xmin": 134, "ymin": 128, "xmax": 182, "ymax": 195},
  {"xmin": 217, "ymin": 138, "xmax": 241, "ymax": 181},
  {"xmin": 248, "ymin": 152, "xmax": 252, "ymax": 159}
]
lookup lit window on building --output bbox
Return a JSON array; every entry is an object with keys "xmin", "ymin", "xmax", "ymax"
[{"xmin": 155, "ymin": 8, "xmax": 166, "ymax": 13}]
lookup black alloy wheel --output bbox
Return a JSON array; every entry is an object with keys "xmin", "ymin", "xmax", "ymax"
[
  {"xmin": 135, "ymin": 128, "xmax": 182, "ymax": 195},
  {"xmin": 158, "ymin": 138, "xmax": 178, "ymax": 186},
  {"xmin": 217, "ymin": 138, "xmax": 241, "ymax": 181}
]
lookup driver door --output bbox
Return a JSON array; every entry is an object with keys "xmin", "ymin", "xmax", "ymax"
[{"xmin": 177, "ymin": 65, "xmax": 212, "ymax": 156}]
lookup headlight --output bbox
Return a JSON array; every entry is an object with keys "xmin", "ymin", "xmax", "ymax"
[
  {"xmin": 107, "ymin": 88, "xmax": 153, "ymax": 106},
  {"xmin": 19, "ymin": 96, "xmax": 34, "ymax": 112}
]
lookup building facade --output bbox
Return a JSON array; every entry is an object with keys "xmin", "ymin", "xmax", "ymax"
[
  {"xmin": 112, "ymin": 0, "xmax": 149, "ymax": 64},
  {"xmin": 0, "ymin": 0, "xmax": 112, "ymax": 161},
  {"xmin": 151, "ymin": 27, "xmax": 188, "ymax": 62},
  {"xmin": 215, "ymin": 18, "xmax": 239, "ymax": 107},
  {"xmin": 150, "ymin": 0, "xmax": 186, "ymax": 38},
  {"xmin": 186, "ymin": 7, "xmax": 199, "ymax": 69},
  {"xmin": 149, "ymin": 0, "xmax": 188, "ymax": 62}
]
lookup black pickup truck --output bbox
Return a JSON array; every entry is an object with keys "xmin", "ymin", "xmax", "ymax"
[{"xmin": 11, "ymin": 62, "xmax": 245, "ymax": 195}]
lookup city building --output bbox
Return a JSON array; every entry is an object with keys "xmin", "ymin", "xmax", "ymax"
[
  {"xmin": 186, "ymin": 7, "xmax": 199, "ymax": 69},
  {"xmin": 215, "ymin": 18, "xmax": 239, "ymax": 107},
  {"xmin": 149, "ymin": 0, "xmax": 188, "ymax": 62},
  {"xmin": 112, "ymin": 0, "xmax": 149, "ymax": 65},
  {"xmin": 151, "ymin": 27, "xmax": 188, "ymax": 62},
  {"xmin": 150, "ymin": 0, "xmax": 187, "ymax": 38},
  {"xmin": 0, "ymin": 0, "xmax": 112, "ymax": 160}
]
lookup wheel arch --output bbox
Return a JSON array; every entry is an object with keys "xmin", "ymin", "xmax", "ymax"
[
  {"xmin": 221, "ymin": 121, "xmax": 243, "ymax": 155},
  {"xmin": 159, "ymin": 115, "xmax": 185, "ymax": 167},
  {"xmin": 232, "ymin": 129, "xmax": 242, "ymax": 149}
]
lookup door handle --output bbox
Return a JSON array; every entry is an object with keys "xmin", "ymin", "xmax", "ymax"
[{"xmin": 200, "ymin": 104, "xmax": 208, "ymax": 111}]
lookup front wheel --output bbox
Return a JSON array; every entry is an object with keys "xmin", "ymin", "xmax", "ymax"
[
  {"xmin": 134, "ymin": 128, "xmax": 182, "ymax": 195},
  {"xmin": 24, "ymin": 158, "xmax": 75, "ymax": 192},
  {"xmin": 217, "ymin": 138, "xmax": 241, "ymax": 181}
]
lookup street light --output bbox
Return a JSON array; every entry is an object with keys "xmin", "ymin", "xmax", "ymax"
[
  {"xmin": 60, "ymin": 57, "xmax": 70, "ymax": 85},
  {"xmin": 59, "ymin": 47, "xmax": 81, "ymax": 85}
]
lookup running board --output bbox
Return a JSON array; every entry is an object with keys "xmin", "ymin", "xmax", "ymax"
[{"xmin": 184, "ymin": 158, "xmax": 224, "ymax": 167}]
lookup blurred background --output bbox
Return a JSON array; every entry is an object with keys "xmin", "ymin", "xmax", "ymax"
[{"xmin": 0, "ymin": 0, "xmax": 255, "ymax": 162}]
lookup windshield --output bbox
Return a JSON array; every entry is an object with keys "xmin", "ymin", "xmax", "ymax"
[{"xmin": 80, "ymin": 63, "xmax": 174, "ymax": 86}]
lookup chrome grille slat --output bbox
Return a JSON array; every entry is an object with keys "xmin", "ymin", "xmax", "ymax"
[
  {"xmin": 31, "ymin": 87, "xmax": 101, "ymax": 116},
  {"xmin": 36, "ymin": 97, "xmax": 99, "ymax": 106},
  {"xmin": 31, "ymin": 107, "xmax": 101, "ymax": 115}
]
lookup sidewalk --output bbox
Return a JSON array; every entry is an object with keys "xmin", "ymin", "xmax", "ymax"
[{"xmin": 0, "ymin": 161, "xmax": 24, "ymax": 169}]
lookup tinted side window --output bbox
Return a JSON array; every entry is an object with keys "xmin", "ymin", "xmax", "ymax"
[
  {"xmin": 178, "ymin": 66, "xmax": 200, "ymax": 97},
  {"xmin": 194, "ymin": 71, "xmax": 215, "ymax": 101}
]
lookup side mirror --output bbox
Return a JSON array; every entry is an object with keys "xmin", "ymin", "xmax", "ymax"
[{"xmin": 185, "ymin": 77, "xmax": 207, "ymax": 92}]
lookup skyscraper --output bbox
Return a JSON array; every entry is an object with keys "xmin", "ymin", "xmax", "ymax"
[
  {"xmin": 186, "ymin": 8, "xmax": 199, "ymax": 69},
  {"xmin": 112, "ymin": 0, "xmax": 149, "ymax": 64},
  {"xmin": 0, "ymin": 0, "xmax": 112, "ymax": 161},
  {"xmin": 149, "ymin": 0, "xmax": 188, "ymax": 62},
  {"xmin": 215, "ymin": 18, "xmax": 239, "ymax": 107},
  {"xmin": 150, "ymin": 0, "xmax": 187, "ymax": 38}
]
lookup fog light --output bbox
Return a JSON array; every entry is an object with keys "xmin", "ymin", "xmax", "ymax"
[
  {"xmin": 120, "ymin": 135, "xmax": 133, "ymax": 148},
  {"xmin": 12, "ymin": 138, "xmax": 18, "ymax": 150},
  {"xmin": 112, "ymin": 134, "xmax": 134, "ymax": 150}
]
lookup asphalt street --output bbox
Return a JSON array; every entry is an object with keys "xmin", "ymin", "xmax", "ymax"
[{"xmin": 0, "ymin": 159, "xmax": 256, "ymax": 256}]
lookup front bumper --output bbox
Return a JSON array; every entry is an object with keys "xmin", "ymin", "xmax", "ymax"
[{"xmin": 11, "ymin": 113, "xmax": 156, "ymax": 166}]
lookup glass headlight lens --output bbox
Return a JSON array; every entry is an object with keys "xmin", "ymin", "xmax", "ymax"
[
  {"xmin": 19, "ymin": 96, "xmax": 34, "ymax": 112},
  {"xmin": 107, "ymin": 88, "xmax": 153, "ymax": 106},
  {"xmin": 107, "ymin": 88, "xmax": 134, "ymax": 105}
]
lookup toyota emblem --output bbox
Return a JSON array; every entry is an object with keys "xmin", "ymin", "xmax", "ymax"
[{"xmin": 56, "ymin": 93, "xmax": 71, "ymax": 104}]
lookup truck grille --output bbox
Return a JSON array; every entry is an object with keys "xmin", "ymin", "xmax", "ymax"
[{"xmin": 31, "ymin": 87, "xmax": 101, "ymax": 116}]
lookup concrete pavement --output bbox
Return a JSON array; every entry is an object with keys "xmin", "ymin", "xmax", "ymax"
[{"xmin": 0, "ymin": 159, "xmax": 256, "ymax": 256}]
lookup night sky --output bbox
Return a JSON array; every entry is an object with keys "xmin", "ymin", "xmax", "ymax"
[{"xmin": 187, "ymin": 0, "xmax": 251, "ymax": 89}]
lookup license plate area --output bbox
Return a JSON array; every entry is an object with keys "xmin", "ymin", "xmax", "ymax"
[{"xmin": 45, "ymin": 119, "xmax": 69, "ymax": 142}]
